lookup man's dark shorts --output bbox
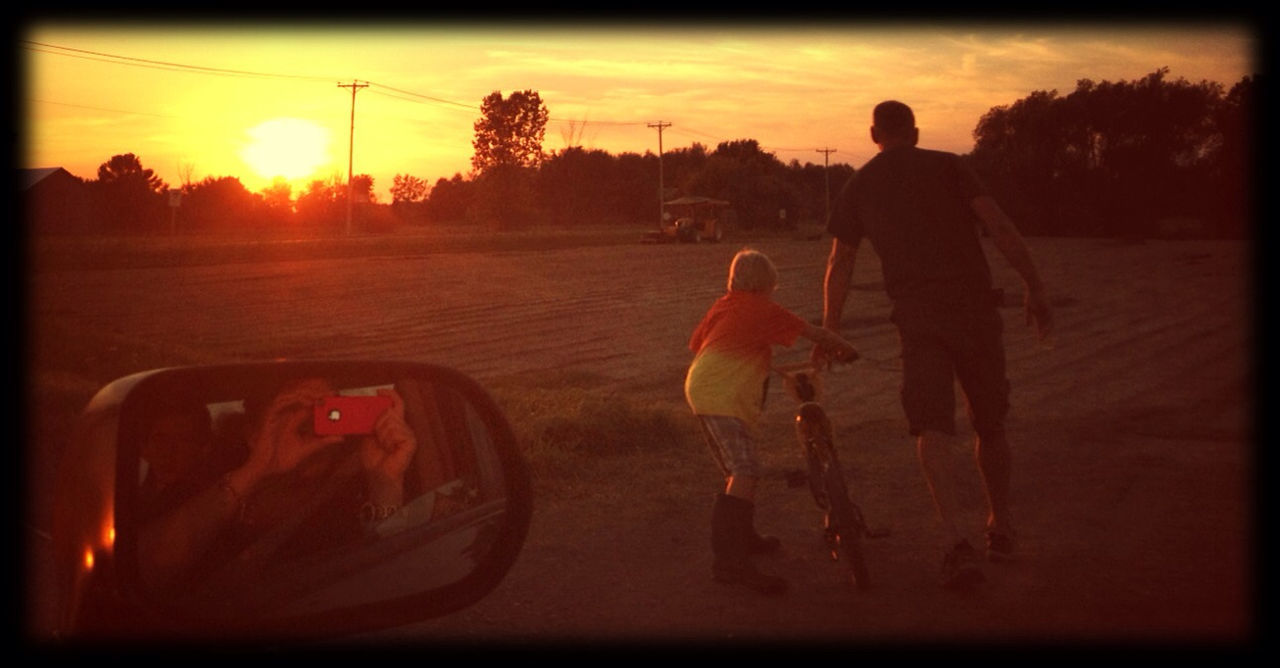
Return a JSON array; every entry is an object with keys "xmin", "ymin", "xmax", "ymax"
[{"xmin": 890, "ymin": 295, "xmax": 1009, "ymax": 439}]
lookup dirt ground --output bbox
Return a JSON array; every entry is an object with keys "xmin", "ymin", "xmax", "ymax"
[{"xmin": 23, "ymin": 229, "xmax": 1256, "ymax": 653}]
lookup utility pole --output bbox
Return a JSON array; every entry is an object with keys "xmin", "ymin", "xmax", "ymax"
[
  {"xmin": 816, "ymin": 147, "xmax": 837, "ymax": 225},
  {"xmin": 648, "ymin": 121, "xmax": 671, "ymax": 227},
  {"xmin": 338, "ymin": 80, "xmax": 368, "ymax": 235}
]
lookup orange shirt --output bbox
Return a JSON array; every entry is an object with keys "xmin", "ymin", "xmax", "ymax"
[{"xmin": 684, "ymin": 291, "xmax": 808, "ymax": 424}]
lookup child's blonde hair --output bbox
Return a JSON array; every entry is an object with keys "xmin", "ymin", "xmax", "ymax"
[{"xmin": 728, "ymin": 248, "xmax": 778, "ymax": 293}]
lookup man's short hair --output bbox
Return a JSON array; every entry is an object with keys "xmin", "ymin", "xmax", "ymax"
[{"xmin": 873, "ymin": 100, "xmax": 915, "ymax": 136}]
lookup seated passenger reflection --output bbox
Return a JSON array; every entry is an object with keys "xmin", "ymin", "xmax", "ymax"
[
  {"xmin": 137, "ymin": 391, "xmax": 217, "ymax": 514},
  {"xmin": 379, "ymin": 378, "xmax": 481, "ymax": 534},
  {"xmin": 137, "ymin": 376, "xmax": 468, "ymax": 599}
]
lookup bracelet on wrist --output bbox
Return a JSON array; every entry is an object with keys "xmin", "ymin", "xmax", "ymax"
[
  {"xmin": 218, "ymin": 474, "xmax": 247, "ymax": 522},
  {"xmin": 360, "ymin": 501, "xmax": 399, "ymax": 522}
]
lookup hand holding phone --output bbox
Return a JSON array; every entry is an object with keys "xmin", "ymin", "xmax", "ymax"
[{"xmin": 314, "ymin": 395, "xmax": 394, "ymax": 436}]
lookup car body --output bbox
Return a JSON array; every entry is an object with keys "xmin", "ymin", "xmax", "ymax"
[{"xmin": 40, "ymin": 360, "xmax": 533, "ymax": 643}]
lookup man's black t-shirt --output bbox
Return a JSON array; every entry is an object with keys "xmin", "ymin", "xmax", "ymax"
[{"xmin": 828, "ymin": 146, "xmax": 994, "ymax": 304}]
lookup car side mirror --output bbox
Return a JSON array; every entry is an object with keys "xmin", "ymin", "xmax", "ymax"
[{"xmin": 50, "ymin": 361, "xmax": 532, "ymax": 641}]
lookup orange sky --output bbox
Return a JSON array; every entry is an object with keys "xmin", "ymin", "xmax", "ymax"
[{"xmin": 21, "ymin": 20, "xmax": 1258, "ymax": 204}]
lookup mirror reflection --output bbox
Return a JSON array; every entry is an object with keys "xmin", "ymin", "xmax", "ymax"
[{"xmin": 127, "ymin": 371, "xmax": 509, "ymax": 621}]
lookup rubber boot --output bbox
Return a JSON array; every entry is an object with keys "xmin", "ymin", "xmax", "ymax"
[
  {"xmin": 711, "ymin": 493, "xmax": 788, "ymax": 596},
  {"xmin": 744, "ymin": 502, "xmax": 782, "ymax": 555}
]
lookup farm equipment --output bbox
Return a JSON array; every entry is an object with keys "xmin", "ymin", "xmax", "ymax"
[{"xmin": 642, "ymin": 196, "xmax": 729, "ymax": 243}]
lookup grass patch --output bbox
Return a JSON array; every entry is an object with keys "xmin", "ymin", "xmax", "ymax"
[
  {"xmin": 28, "ymin": 225, "xmax": 646, "ymax": 271},
  {"xmin": 487, "ymin": 373, "xmax": 704, "ymax": 493}
]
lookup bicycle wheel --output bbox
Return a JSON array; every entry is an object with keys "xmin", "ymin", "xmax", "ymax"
[
  {"xmin": 817, "ymin": 444, "xmax": 871, "ymax": 590},
  {"xmin": 795, "ymin": 407, "xmax": 833, "ymax": 510},
  {"xmin": 803, "ymin": 443, "xmax": 830, "ymax": 511}
]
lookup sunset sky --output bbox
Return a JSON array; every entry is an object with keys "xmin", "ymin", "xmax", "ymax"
[{"xmin": 21, "ymin": 19, "xmax": 1258, "ymax": 204}]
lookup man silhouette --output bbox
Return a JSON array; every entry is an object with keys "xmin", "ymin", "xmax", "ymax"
[{"xmin": 816, "ymin": 100, "xmax": 1053, "ymax": 588}]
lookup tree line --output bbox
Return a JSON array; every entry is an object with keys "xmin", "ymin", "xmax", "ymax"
[
  {"xmin": 966, "ymin": 68, "xmax": 1254, "ymax": 239},
  {"xmin": 34, "ymin": 68, "xmax": 1254, "ymax": 239}
]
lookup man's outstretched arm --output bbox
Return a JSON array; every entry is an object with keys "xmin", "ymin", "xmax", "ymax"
[
  {"xmin": 813, "ymin": 237, "xmax": 859, "ymax": 366},
  {"xmin": 971, "ymin": 195, "xmax": 1053, "ymax": 341},
  {"xmin": 822, "ymin": 236, "xmax": 858, "ymax": 331}
]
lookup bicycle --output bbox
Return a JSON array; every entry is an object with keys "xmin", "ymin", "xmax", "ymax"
[{"xmin": 774, "ymin": 359, "xmax": 888, "ymax": 591}]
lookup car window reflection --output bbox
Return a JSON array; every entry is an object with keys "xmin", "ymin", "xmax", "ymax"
[{"xmin": 133, "ymin": 375, "xmax": 498, "ymax": 617}]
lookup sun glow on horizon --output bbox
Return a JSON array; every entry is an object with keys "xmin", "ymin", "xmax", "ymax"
[
  {"xmin": 239, "ymin": 117, "xmax": 333, "ymax": 183},
  {"xmin": 24, "ymin": 24, "xmax": 1255, "ymax": 204}
]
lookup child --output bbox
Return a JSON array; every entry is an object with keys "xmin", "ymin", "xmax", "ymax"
[{"xmin": 685, "ymin": 248, "xmax": 858, "ymax": 595}]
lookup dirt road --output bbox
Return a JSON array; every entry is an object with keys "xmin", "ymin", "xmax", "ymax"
[{"xmin": 25, "ymin": 232, "xmax": 1254, "ymax": 649}]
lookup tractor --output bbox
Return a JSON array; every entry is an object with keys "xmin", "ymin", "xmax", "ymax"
[{"xmin": 642, "ymin": 195, "xmax": 729, "ymax": 243}]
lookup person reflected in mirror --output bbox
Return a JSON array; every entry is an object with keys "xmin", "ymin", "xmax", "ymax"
[
  {"xmin": 136, "ymin": 391, "xmax": 216, "ymax": 516},
  {"xmin": 685, "ymin": 248, "xmax": 858, "ymax": 596},
  {"xmin": 137, "ymin": 377, "xmax": 420, "ymax": 596},
  {"xmin": 814, "ymin": 100, "xmax": 1053, "ymax": 590}
]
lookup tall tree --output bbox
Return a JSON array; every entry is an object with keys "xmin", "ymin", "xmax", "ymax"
[
  {"xmin": 390, "ymin": 173, "xmax": 429, "ymax": 225},
  {"xmin": 180, "ymin": 176, "xmax": 263, "ymax": 232},
  {"xmin": 535, "ymin": 147, "xmax": 619, "ymax": 224},
  {"xmin": 390, "ymin": 174, "xmax": 428, "ymax": 204},
  {"xmin": 424, "ymin": 174, "xmax": 474, "ymax": 224},
  {"xmin": 681, "ymin": 140, "xmax": 790, "ymax": 229},
  {"xmin": 970, "ymin": 68, "xmax": 1240, "ymax": 238},
  {"xmin": 471, "ymin": 90, "xmax": 549, "ymax": 227},
  {"xmin": 295, "ymin": 173, "xmax": 345, "ymax": 230},
  {"xmin": 350, "ymin": 174, "xmax": 376, "ymax": 204},
  {"xmin": 663, "ymin": 143, "xmax": 711, "ymax": 198},
  {"xmin": 471, "ymin": 90, "xmax": 550, "ymax": 174},
  {"xmin": 970, "ymin": 89, "xmax": 1068, "ymax": 235},
  {"xmin": 97, "ymin": 153, "xmax": 167, "ymax": 192},
  {"xmin": 260, "ymin": 177, "xmax": 294, "ymax": 222},
  {"xmin": 1206, "ymin": 75, "xmax": 1255, "ymax": 238},
  {"xmin": 93, "ymin": 153, "xmax": 168, "ymax": 233}
]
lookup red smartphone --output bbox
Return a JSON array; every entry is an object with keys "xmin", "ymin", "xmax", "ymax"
[{"xmin": 313, "ymin": 395, "xmax": 394, "ymax": 436}]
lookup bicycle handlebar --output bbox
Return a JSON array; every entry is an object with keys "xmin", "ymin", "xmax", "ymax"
[
  {"xmin": 772, "ymin": 358, "xmax": 857, "ymax": 376},
  {"xmin": 772, "ymin": 360, "xmax": 821, "ymax": 375}
]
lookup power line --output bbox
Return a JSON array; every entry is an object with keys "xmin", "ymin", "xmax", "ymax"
[
  {"xmin": 31, "ymin": 39, "xmax": 657, "ymax": 129},
  {"xmin": 30, "ymin": 98, "xmax": 176, "ymax": 119},
  {"xmin": 367, "ymin": 82, "xmax": 650, "ymax": 126},
  {"xmin": 666, "ymin": 125, "xmax": 838, "ymax": 157},
  {"xmin": 366, "ymin": 81, "xmax": 478, "ymax": 111},
  {"xmin": 29, "ymin": 39, "xmax": 852, "ymax": 180},
  {"xmin": 22, "ymin": 40, "xmax": 330, "ymax": 82}
]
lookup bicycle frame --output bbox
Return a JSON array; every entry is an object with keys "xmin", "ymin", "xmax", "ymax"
[{"xmin": 775, "ymin": 361, "xmax": 883, "ymax": 590}]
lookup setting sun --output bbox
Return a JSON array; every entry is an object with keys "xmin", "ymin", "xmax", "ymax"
[
  {"xmin": 23, "ymin": 24, "xmax": 1254, "ymax": 203},
  {"xmin": 239, "ymin": 117, "xmax": 332, "ymax": 182}
]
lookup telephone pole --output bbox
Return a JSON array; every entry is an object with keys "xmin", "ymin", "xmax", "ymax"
[
  {"xmin": 338, "ymin": 80, "xmax": 368, "ymax": 235},
  {"xmin": 648, "ymin": 121, "xmax": 671, "ymax": 227},
  {"xmin": 816, "ymin": 147, "xmax": 837, "ymax": 225}
]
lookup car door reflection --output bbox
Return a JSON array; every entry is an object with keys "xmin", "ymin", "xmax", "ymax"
[{"xmin": 132, "ymin": 374, "xmax": 510, "ymax": 622}]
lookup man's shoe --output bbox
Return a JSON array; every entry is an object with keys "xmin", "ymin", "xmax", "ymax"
[
  {"xmin": 985, "ymin": 530, "xmax": 1016, "ymax": 563},
  {"xmin": 939, "ymin": 540, "xmax": 986, "ymax": 589}
]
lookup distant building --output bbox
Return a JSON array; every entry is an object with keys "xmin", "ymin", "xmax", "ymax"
[{"xmin": 21, "ymin": 167, "xmax": 94, "ymax": 235}]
